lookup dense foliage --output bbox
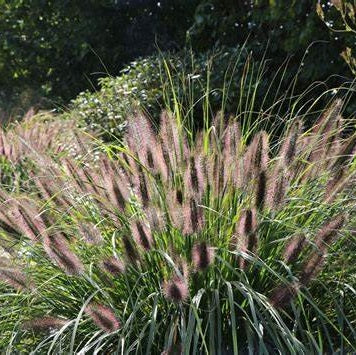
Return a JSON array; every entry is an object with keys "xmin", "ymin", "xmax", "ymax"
[
  {"xmin": 68, "ymin": 47, "xmax": 252, "ymax": 139},
  {"xmin": 190, "ymin": 0, "xmax": 354, "ymax": 80},
  {"xmin": 0, "ymin": 97, "xmax": 355, "ymax": 352},
  {"xmin": 317, "ymin": 0, "xmax": 356, "ymax": 75},
  {"xmin": 0, "ymin": 0, "xmax": 198, "ymax": 116},
  {"xmin": 1, "ymin": 0, "xmax": 355, "ymax": 118}
]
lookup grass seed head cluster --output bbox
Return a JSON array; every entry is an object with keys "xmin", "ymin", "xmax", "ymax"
[{"xmin": 0, "ymin": 97, "xmax": 355, "ymax": 352}]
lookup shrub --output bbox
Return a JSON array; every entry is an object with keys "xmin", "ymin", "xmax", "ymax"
[
  {"xmin": 68, "ymin": 47, "xmax": 266, "ymax": 140},
  {"xmin": 0, "ymin": 98, "xmax": 355, "ymax": 352},
  {"xmin": 68, "ymin": 44, "xmax": 356, "ymax": 143}
]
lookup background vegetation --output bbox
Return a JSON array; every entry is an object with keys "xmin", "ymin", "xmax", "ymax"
[{"xmin": 0, "ymin": 0, "xmax": 355, "ymax": 120}]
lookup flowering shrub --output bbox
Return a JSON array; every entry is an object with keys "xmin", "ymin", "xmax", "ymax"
[{"xmin": 0, "ymin": 98, "xmax": 355, "ymax": 352}]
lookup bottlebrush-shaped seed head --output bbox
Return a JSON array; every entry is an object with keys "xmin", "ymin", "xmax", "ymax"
[
  {"xmin": 237, "ymin": 208, "xmax": 257, "ymax": 238},
  {"xmin": 43, "ymin": 234, "xmax": 84, "ymax": 275},
  {"xmin": 283, "ymin": 234, "xmax": 306, "ymax": 264},
  {"xmin": 145, "ymin": 206, "xmax": 165, "ymax": 232},
  {"xmin": 314, "ymin": 214, "xmax": 345, "ymax": 249},
  {"xmin": 192, "ymin": 242, "xmax": 214, "ymax": 271},
  {"xmin": 324, "ymin": 169, "xmax": 350, "ymax": 203},
  {"xmin": 266, "ymin": 167, "xmax": 288, "ymax": 211},
  {"xmin": 162, "ymin": 276, "xmax": 189, "ymax": 303},
  {"xmin": 126, "ymin": 111, "xmax": 156, "ymax": 161},
  {"xmin": 182, "ymin": 197, "xmax": 204, "ymax": 236},
  {"xmin": 0, "ymin": 267, "xmax": 33, "ymax": 291},
  {"xmin": 130, "ymin": 220, "xmax": 154, "ymax": 250},
  {"xmin": 222, "ymin": 120, "xmax": 241, "ymax": 159},
  {"xmin": 332, "ymin": 134, "xmax": 356, "ymax": 171},
  {"xmin": 159, "ymin": 110, "xmax": 182, "ymax": 170},
  {"xmin": 299, "ymin": 252, "xmax": 325, "ymax": 286},
  {"xmin": 184, "ymin": 154, "xmax": 205, "ymax": 198},
  {"xmin": 245, "ymin": 131, "xmax": 269, "ymax": 175},
  {"xmin": 23, "ymin": 316, "xmax": 69, "ymax": 332},
  {"xmin": 269, "ymin": 281, "xmax": 300, "ymax": 308},
  {"xmin": 236, "ymin": 208, "xmax": 258, "ymax": 269},
  {"xmin": 147, "ymin": 138, "xmax": 169, "ymax": 181},
  {"xmin": 85, "ymin": 303, "xmax": 120, "ymax": 333},
  {"xmin": 278, "ymin": 120, "xmax": 302, "ymax": 166},
  {"xmin": 79, "ymin": 222, "xmax": 103, "ymax": 245},
  {"xmin": 100, "ymin": 256, "xmax": 125, "ymax": 276},
  {"xmin": 312, "ymin": 99, "xmax": 342, "ymax": 136},
  {"xmin": 122, "ymin": 235, "xmax": 140, "ymax": 265},
  {"xmin": 255, "ymin": 170, "xmax": 267, "ymax": 210},
  {"xmin": 7, "ymin": 206, "xmax": 39, "ymax": 242}
]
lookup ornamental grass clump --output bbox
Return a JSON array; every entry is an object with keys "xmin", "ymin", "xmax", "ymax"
[{"xmin": 0, "ymin": 98, "xmax": 355, "ymax": 353}]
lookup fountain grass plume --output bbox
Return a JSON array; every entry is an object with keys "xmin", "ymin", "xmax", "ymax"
[
  {"xmin": 184, "ymin": 154, "xmax": 206, "ymax": 198},
  {"xmin": 100, "ymin": 256, "xmax": 125, "ymax": 276},
  {"xmin": 283, "ymin": 234, "xmax": 306, "ymax": 264},
  {"xmin": 182, "ymin": 197, "xmax": 204, "ymax": 236},
  {"xmin": 162, "ymin": 276, "xmax": 189, "ymax": 303},
  {"xmin": 266, "ymin": 166, "xmax": 288, "ymax": 211},
  {"xmin": 85, "ymin": 303, "xmax": 120, "ymax": 333},
  {"xmin": 23, "ymin": 317, "xmax": 69, "ymax": 332},
  {"xmin": 0, "ymin": 267, "xmax": 33, "ymax": 291},
  {"xmin": 43, "ymin": 234, "xmax": 84, "ymax": 275},
  {"xmin": 269, "ymin": 282, "xmax": 300, "ymax": 308},
  {"xmin": 192, "ymin": 241, "xmax": 214, "ymax": 271},
  {"xmin": 78, "ymin": 222, "xmax": 103, "ymax": 245},
  {"xmin": 235, "ymin": 208, "xmax": 258, "ymax": 269},
  {"xmin": 255, "ymin": 170, "xmax": 267, "ymax": 210},
  {"xmin": 278, "ymin": 119, "xmax": 302, "ymax": 166},
  {"xmin": 314, "ymin": 214, "xmax": 345, "ymax": 250},
  {"xmin": 130, "ymin": 220, "xmax": 154, "ymax": 251}
]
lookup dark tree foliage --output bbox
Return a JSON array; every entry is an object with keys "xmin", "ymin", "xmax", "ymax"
[
  {"xmin": 0, "ymin": 0, "xmax": 198, "ymax": 111},
  {"xmin": 0, "ymin": 0, "xmax": 354, "ymax": 118},
  {"xmin": 189, "ymin": 0, "xmax": 354, "ymax": 83}
]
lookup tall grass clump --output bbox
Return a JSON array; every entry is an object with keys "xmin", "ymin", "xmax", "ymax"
[
  {"xmin": 0, "ymin": 108, "xmax": 95, "ymax": 194},
  {"xmin": 0, "ymin": 92, "xmax": 355, "ymax": 353}
]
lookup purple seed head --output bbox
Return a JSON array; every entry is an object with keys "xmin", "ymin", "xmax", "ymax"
[
  {"xmin": 23, "ymin": 316, "xmax": 69, "ymax": 332},
  {"xmin": 0, "ymin": 267, "xmax": 33, "ymax": 291},
  {"xmin": 43, "ymin": 234, "xmax": 84, "ymax": 275},
  {"xmin": 192, "ymin": 242, "xmax": 214, "ymax": 271},
  {"xmin": 122, "ymin": 235, "xmax": 140, "ymax": 265},
  {"xmin": 238, "ymin": 208, "xmax": 257, "ymax": 238},
  {"xmin": 184, "ymin": 154, "xmax": 205, "ymax": 198},
  {"xmin": 162, "ymin": 276, "xmax": 189, "ymax": 303},
  {"xmin": 182, "ymin": 198, "xmax": 204, "ymax": 236},
  {"xmin": 266, "ymin": 167, "xmax": 288, "ymax": 211},
  {"xmin": 131, "ymin": 220, "xmax": 154, "ymax": 250},
  {"xmin": 85, "ymin": 303, "xmax": 120, "ymax": 333},
  {"xmin": 299, "ymin": 252, "xmax": 325, "ymax": 286},
  {"xmin": 79, "ymin": 222, "xmax": 103, "ymax": 245},
  {"xmin": 101, "ymin": 257, "xmax": 125, "ymax": 276},
  {"xmin": 315, "ymin": 214, "xmax": 345, "ymax": 250},
  {"xmin": 279, "ymin": 120, "xmax": 302, "ymax": 165},
  {"xmin": 283, "ymin": 234, "xmax": 306, "ymax": 264},
  {"xmin": 270, "ymin": 282, "xmax": 300, "ymax": 308},
  {"xmin": 255, "ymin": 170, "xmax": 267, "ymax": 210}
]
